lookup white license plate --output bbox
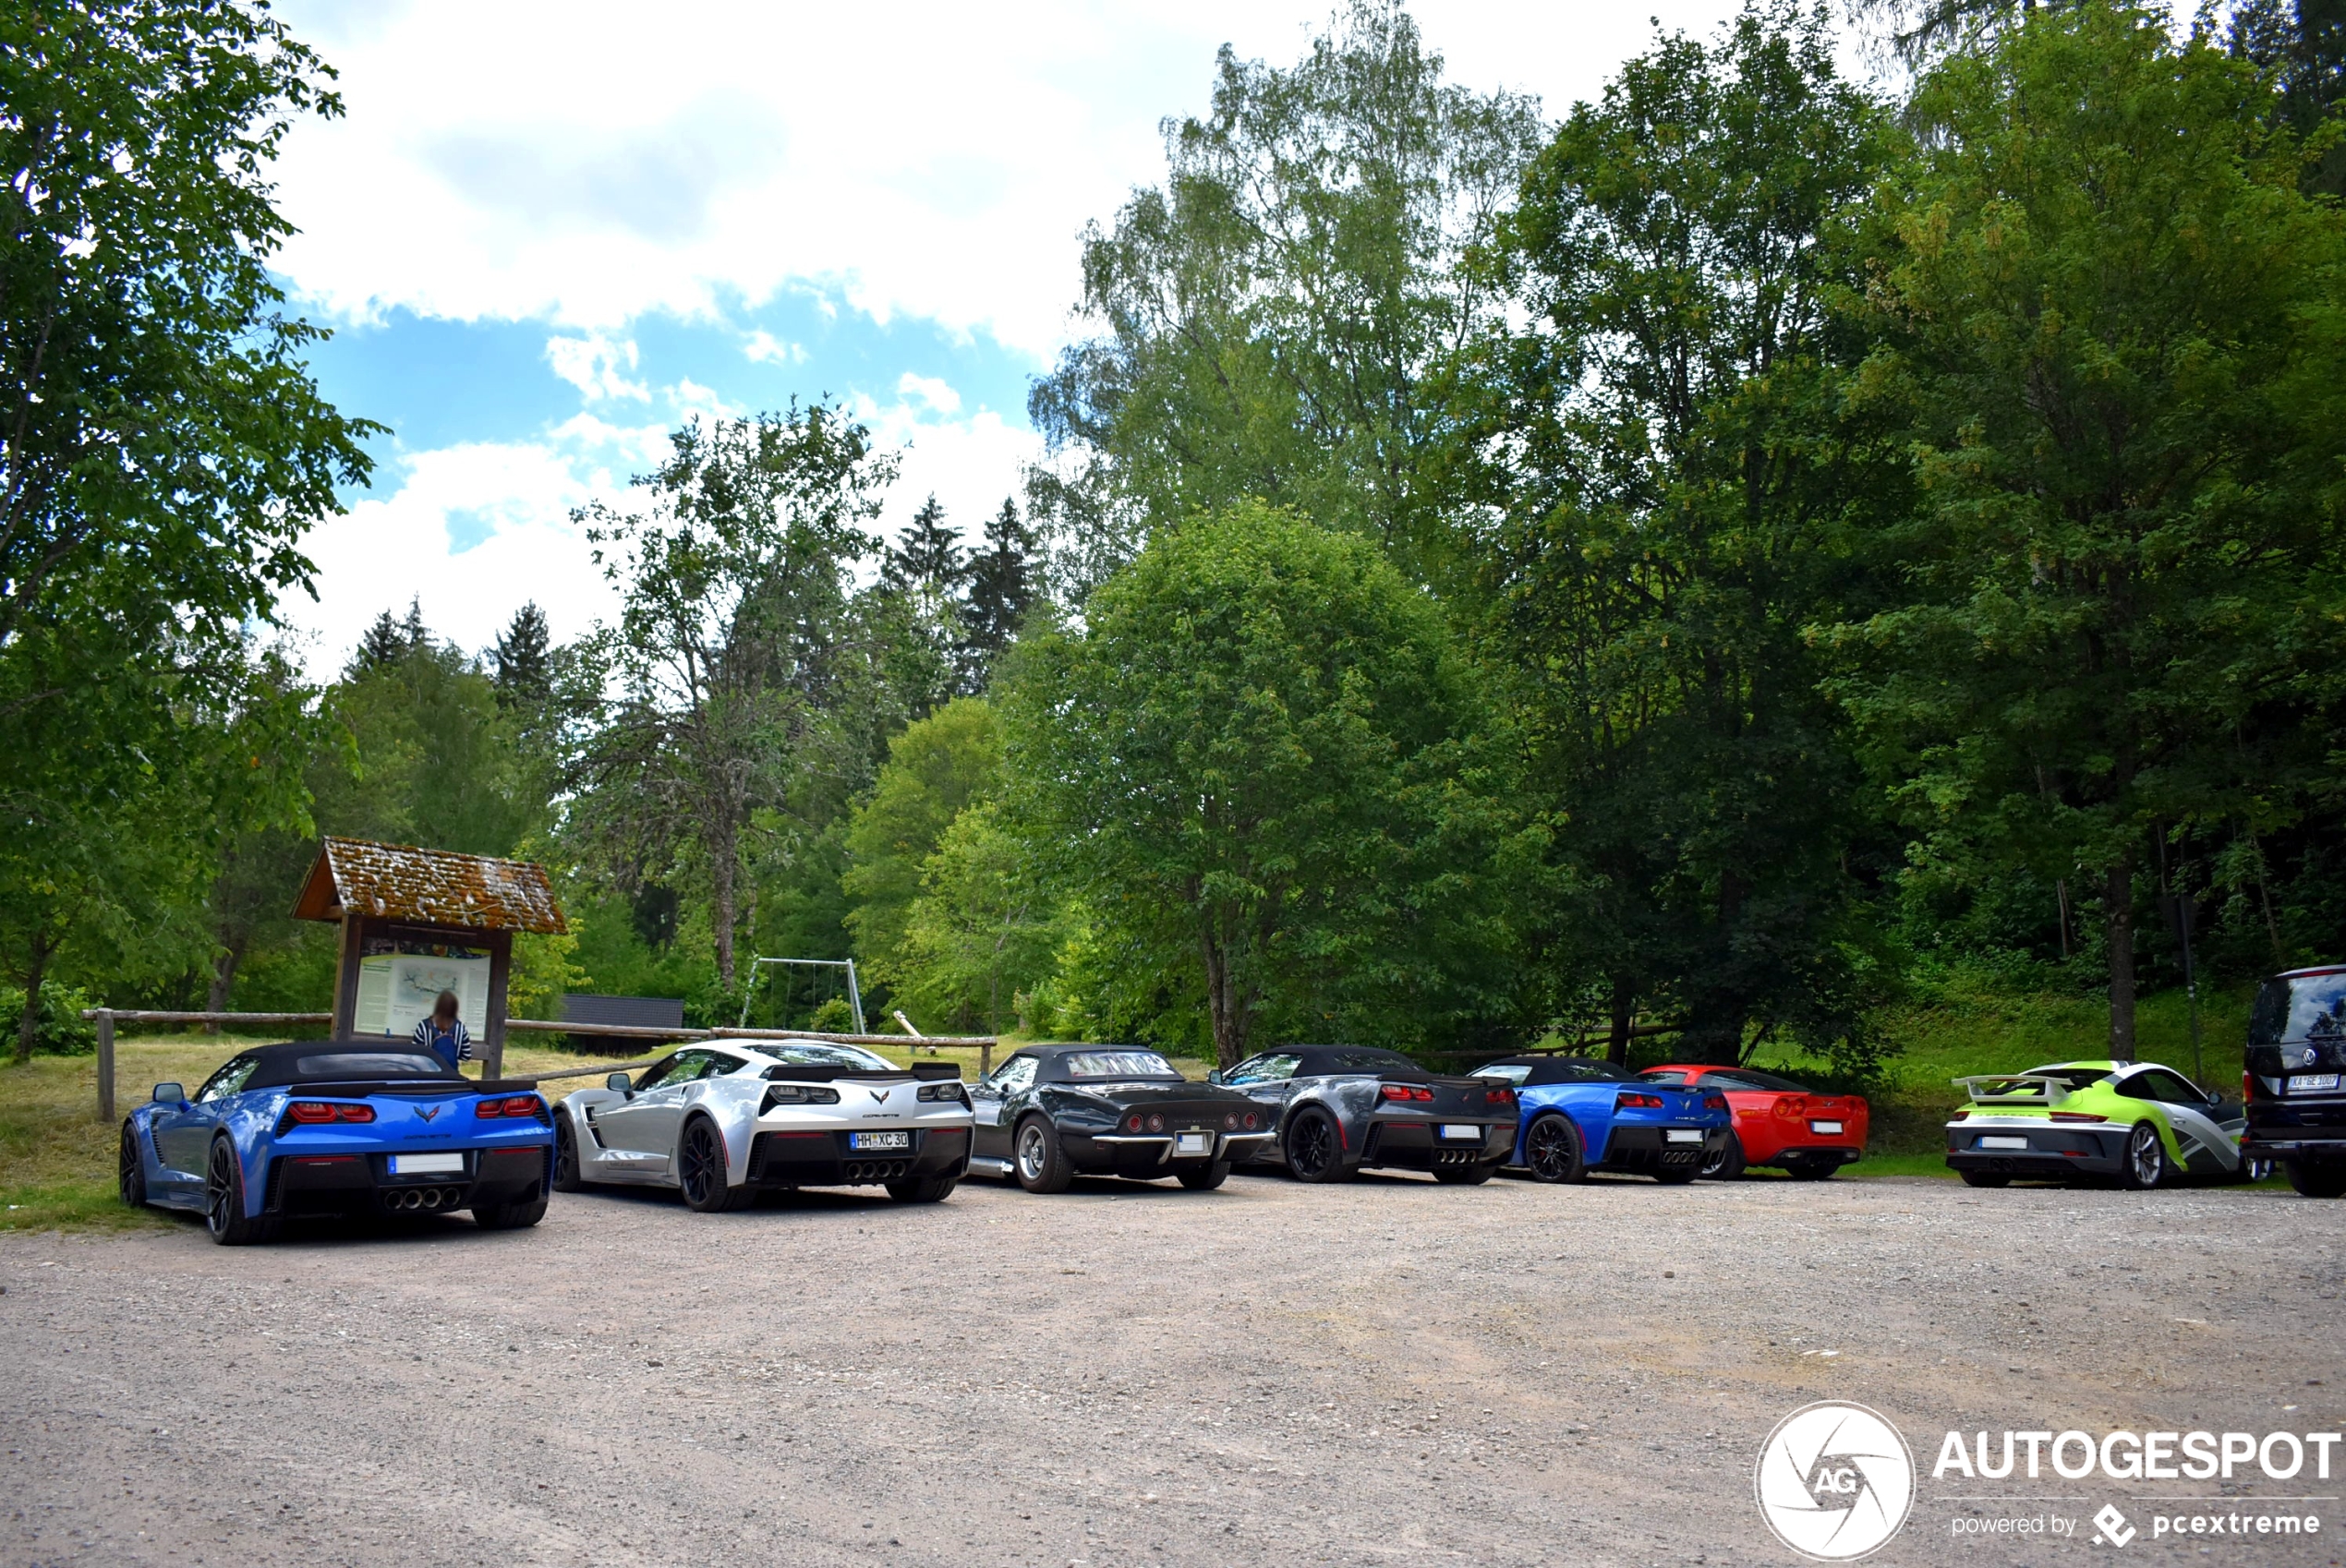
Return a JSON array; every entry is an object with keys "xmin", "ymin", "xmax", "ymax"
[
  {"xmin": 2290, "ymin": 1074, "xmax": 2341, "ymax": 1093},
  {"xmin": 1809, "ymin": 1120, "xmax": 1844, "ymax": 1135},
  {"xmin": 1977, "ymin": 1135, "xmax": 2030, "ymax": 1151},
  {"xmin": 1664, "ymin": 1128, "xmax": 1703, "ymax": 1144},
  {"xmin": 389, "ymin": 1152, "xmax": 464, "ymax": 1175},
  {"xmin": 1176, "ymin": 1131, "xmax": 1212, "ymax": 1155},
  {"xmin": 850, "ymin": 1131, "xmax": 911, "ymax": 1151},
  {"xmin": 1438, "ymin": 1124, "xmax": 1481, "ymax": 1141}
]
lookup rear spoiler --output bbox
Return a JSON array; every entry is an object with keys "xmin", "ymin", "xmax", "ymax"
[
  {"xmin": 275, "ymin": 1079, "xmax": 541, "ymax": 1097},
  {"xmin": 761, "ymin": 1062, "xmax": 962, "ymax": 1083},
  {"xmin": 1953, "ymin": 1072, "xmax": 2074, "ymax": 1106}
]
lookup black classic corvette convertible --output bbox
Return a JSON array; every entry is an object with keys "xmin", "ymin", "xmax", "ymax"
[{"xmin": 969, "ymin": 1044, "xmax": 1277, "ymax": 1193}]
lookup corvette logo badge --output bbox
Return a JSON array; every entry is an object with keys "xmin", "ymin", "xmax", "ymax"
[
  {"xmin": 870, "ymin": 1088, "xmax": 891, "ymax": 1104},
  {"xmin": 417, "ymin": 1105, "xmax": 441, "ymax": 1122}
]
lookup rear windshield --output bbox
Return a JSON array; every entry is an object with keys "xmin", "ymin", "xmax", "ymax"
[
  {"xmin": 1474, "ymin": 1063, "xmax": 1534, "ymax": 1085},
  {"xmin": 2250, "ymin": 973, "xmax": 2346, "ymax": 1047},
  {"xmin": 1062, "ymin": 1051, "xmax": 1180, "ymax": 1080},
  {"xmin": 293, "ymin": 1052, "xmax": 450, "ymax": 1080},
  {"xmin": 1707, "ymin": 1068, "xmax": 1811, "ymax": 1092},
  {"xmin": 754, "ymin": 1043, "xmax": 893, "ymax": 1070}
]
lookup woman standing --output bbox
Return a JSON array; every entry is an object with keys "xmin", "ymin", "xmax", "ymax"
[{"xmin": 411, "ymin": 990, "xmax": 471, "ymax": 1072}]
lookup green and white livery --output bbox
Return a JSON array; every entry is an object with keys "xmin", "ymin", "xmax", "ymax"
[{"xmin": 1944, "ymin": 1060, "xmax": 2268, "ymax": 1190}]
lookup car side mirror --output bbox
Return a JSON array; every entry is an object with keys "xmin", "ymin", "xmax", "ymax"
[
  {"xmin": 1205, "ymin": 1068, "xmax": 1223, "ymax": 1085},
  {"xmin": 152, "ymin": 1082, "xmax": 184, "ymax": 1104},
  {"xmin": 606, "ymin": 1072, "xmax": 632, "ymax": 1094}
]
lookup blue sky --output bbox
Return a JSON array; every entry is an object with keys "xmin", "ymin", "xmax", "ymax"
[{"xmin": 264, "ymin": 0, "xmax": 1778, "ymax": 672}]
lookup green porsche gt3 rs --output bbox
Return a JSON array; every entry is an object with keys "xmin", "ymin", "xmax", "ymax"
[{"xmin": 1944, "ymin": 1060, "xmax": 2271, "ymax": 1190}]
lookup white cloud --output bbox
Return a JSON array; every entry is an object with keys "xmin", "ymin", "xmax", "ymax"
[
  {"xmin": 743, "ymin": 330, "xmax": 804, "ymax": 365},
  {"xmin": 271, "ymin": 0, "xmax": 1771, "ymax": 358},
  {"xmin": 895, "ymin": 372, "xmax": 962, "ymax": 417},
  {"xmin": 544, "ymin": 332, "xmax": 649, "ymax": 402}
]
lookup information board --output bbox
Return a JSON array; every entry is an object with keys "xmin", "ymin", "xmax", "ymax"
[{"xmin": 352, "ymin": 935, "xmax": 490, "ymax": 1040}]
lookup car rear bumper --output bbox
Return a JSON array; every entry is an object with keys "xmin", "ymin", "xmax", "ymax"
[
  {"xmin": 1596, "ymin": 1124, "xmax": 1726, "ymax": 1172},
  {"xmin": 1945, "ymin": 1123, "xmax": 2125, "ymax": 1177},
  {"xmin": 749, "ymin": 1127, "xmax": 970, "ymax": 1188},
  {"xmin": 1068, "ymin": 1129, "xmax": 1275, "ymax": 1174},
  {"xmin": 266, "ymin": 1143, "xmax": 550, "ymax": 1216},
  {"xmin": 1360, "ymin": 1118, "xmax": 1510, "ymax": 1172},
  {"xmin": 2248, "ymin": 1097, "xmax": 2346, "ymax": 1160}
]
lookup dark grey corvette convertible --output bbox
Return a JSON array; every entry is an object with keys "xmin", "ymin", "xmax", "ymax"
[
  {"xmin": 1211, "ymin": 1045, "xmax": 1518, "ymax": 1184},
  {"xmin": 969, "ymin": 1044, "xmax": 1277, "ymax": 1193}
]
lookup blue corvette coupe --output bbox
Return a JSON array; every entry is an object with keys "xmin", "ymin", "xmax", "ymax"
[
  {"xmin": 119, "ymin": 1041, "xmax": 556, "ymax": 1244},
  {"xmin": 1470, "ymin": 1055, "xmax": 1731, "ymax": 1184}
]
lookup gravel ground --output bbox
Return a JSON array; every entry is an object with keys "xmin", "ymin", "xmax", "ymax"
[{"xmin": 3, "ymin": 1169, "xmax": 2344, "ymax": 1568}]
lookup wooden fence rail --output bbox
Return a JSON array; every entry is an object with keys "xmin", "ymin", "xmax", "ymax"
[{"xmin": 79, "ymin": 1008, "xmax": 998, "ymax": 1122}]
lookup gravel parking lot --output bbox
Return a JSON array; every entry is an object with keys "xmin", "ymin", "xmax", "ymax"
[{"xmin": 4, "ymin": 1169, "xmax": 2343, "ymax": 1567}]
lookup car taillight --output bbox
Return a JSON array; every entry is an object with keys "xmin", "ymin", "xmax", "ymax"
[
  {"xmin": 1485, "ymin": 1087, "xmax": 1516, "ymax": 1106},
  {"xmin": 2049, "ymin": 1111, "xmax": 2108, "ymax": 1123},
  {"xmin": 1126, "ymin": 1113, "xmax": 1144, "ymax": 1132},
  {"xmin": 1146, "ymin": 1113, "xmax": 1166, "ymax": 1132},
  {"xmin": 1224, "ymin": 1112, "xmax": 1239, "ymax": 1129},
  {"xmin": 1614, "ymin": 1092, "xmax": 1664, "ymax": 1110},
  {"xmin": 1773, "ymin": 1097, "xmax": 1805, "ymax": 1121},
  {"xmin": 1243, "ymin": 1111, "xmax": 1260, "ymax": 1129},
  {"xmin": 2244, "ymin": 1070, "xmax": 2256, "ymax": 1103},
  {"xmin": 1950, "ymin": 1108, "xmax": 1969, "ymax": 1121},
  {"xmin": 286, "ymin": 1101, "xmax": 373, "ymax": 1124},
  {"xmin": 477, "ymin": 1095, "xmax": 548, "ymax": 1122},
  {"xmin": 1702, "ymin": 1094, "xmax": 1727, "ymax": 1112},
  {"xmin": 1379, "ymin": 1083, "xmax": 1433, "ymax": 1103}
]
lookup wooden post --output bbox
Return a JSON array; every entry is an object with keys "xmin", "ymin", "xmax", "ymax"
[
  {"xmin": 95, "ymin": 1010, "xmax": 115, "ymax": 1124},
  {"xmin": 979, "ymin": 1039, "xmax": 992, "ymax": 1079},
  {"xmin": 331, "ymin": 914, "xmax": 368, "ymax": 1039},
  {"xmin": 482, "ymin": 929, "xmax": 513, "ymax": 1080}
]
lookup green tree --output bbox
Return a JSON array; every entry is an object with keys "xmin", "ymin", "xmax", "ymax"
[
  {"xmin": 1464, "ymin": 5, "xmax": 1901, "ymax": 1063},
  {"xmin": 1003, "ymin": 501, "xmax": 1509, "ymax": 1066},
  {"xmin": 898, "ymin": 802, "xmax": 1063, "ymax": 1033},
  {"xmin": 1824, "ymin": 4, "xmax": 2346, "ymax": 1055},
  {"xmin": 573, "ymin": 404, "xmax": 898, "ymax": 993},
  {"xmin": 1028, "ymin": 0, "xmax": 1542, "ymax": 587},
  {"xmin": 962, "ymin": 498, "xmax": 1036, "ymax": 686},
  {"xmin": 841, "ymin": 697, "xmax": 1002, "ymax": 997}
]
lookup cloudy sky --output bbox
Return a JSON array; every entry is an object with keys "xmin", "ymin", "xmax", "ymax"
[{"xmin": 268, "ymin": 0, "xmax": 1784, "ymax": 672}]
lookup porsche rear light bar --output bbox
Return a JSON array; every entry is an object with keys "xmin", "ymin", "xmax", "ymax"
[
  {"xmin": 1379, "ymin": 1083, "xmax": 1434, "ymax": 1103},
  {"xmin": 2049, "ymin": 1111, "xmax": 2108, "ymax": 1123},
  {"xmin": 1614, "ymin": 1092, "xmax": 1664, "ymax": 1110},
  {"xmin": 476, "ymin": 1095, "xmax": 550, "ymax": 1123},
  {"xmin": 277, "ymin": 1101, "xmax": 375, "ymax": 1133}
]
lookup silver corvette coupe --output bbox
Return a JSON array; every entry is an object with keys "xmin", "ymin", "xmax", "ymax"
[{"xmin": 552, "ymin": 1041, "xmax": 973, "ymax": 1211}]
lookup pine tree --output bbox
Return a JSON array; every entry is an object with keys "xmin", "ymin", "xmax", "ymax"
[
  {"xmin": 964, "ymin": 497, "xmax": 1035, "ymax": 681},
  {"xmin": 490, "ymin": 601, "xmax": 553, "ymax": 708},
  {"xmin": 886, "ymin": 495, "xmax": 970, "ymax": 595},
  {"xmin": 350, "ymin": 598, "xmax": 423, "ymax": 675}
]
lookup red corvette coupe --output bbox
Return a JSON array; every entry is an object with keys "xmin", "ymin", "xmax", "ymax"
[{"xmin": 1637, "ymin": 1065, "xmax": 1868, "ymax": 1180}]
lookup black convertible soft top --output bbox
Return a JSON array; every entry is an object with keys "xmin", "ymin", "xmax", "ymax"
[{"xmin": 231, "ymin": 1041, "xmax": 535, "ymax": 1095}]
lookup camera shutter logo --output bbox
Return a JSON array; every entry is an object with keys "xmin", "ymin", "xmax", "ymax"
[{"xmin": 1753, "ymin": 1401, "xmax": 1916, "ymax": 1561}]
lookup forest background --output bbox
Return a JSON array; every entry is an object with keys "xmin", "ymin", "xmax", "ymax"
[{"xmin": 7, "ymin": 0, "xmax": 2346, "ymax": 1101}]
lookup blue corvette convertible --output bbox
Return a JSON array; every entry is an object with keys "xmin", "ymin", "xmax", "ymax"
[
  {"xmin": 119, "ymin": 1041, "xmax": 555, "ymax": 1244},
  {"xmin": 1471, "ymin": 1055, "xmax": 1731, "ymax": 1184}
]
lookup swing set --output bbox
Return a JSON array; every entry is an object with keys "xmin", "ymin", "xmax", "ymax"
[{"xmin": 736, "ymin": 956, "xmax": 867, "ymax": 1034}]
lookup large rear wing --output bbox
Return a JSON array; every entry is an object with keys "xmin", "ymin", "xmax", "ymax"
[{"xmin": 1953, "ymin": 1072, "xmax": 2075, "ymax": 1106}]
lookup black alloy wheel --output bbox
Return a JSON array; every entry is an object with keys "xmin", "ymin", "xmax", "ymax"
[
  {"xmin": 205, "ymin": 1138, "xmax": 273, "ymax": 1246},
  {"xmin": 474, "ymin": 1197, "xmax": 548, "ymax": 1230},
  {"xmin": 2287, "ymin": 1159, "xmax": 2346, "ymax": 1199},
  {"xmin": 2118, "ymin": 1121, "xmax": 2167, "ymax": 1191},
  {"xmin": 1699, "ymin": 1131, "xmax": 1747, "ymax": 1181},
  {"xmin": 1014, "ymin": 1116, "xmax": 1072, "ymax": 1194},
  {"xmin": 1524, "ymin": 1115, "xmax": 1585, "ymax": 1184},
  {"xmin": 551, "ymin": 1116, "xmax": 585, "ymax": 1192},
  {"xmin": 1284, "ymin": 1109, "xmax": 1347, "ymax": 1184},
  {"xmin": 118, "ymin": 1123, "xmax": 146, "ymax": 1208},
  {"xmin": 887, "ymin": 1174, "xmax": 959, "ymax": 1203},
  {"xmin": 1177, "ymin": 1161, "xmax": 1230, "ymax": 1191},
  {"xmin": 678, "ymin": 1117, "xmax": 750, "ymax": 1212}
]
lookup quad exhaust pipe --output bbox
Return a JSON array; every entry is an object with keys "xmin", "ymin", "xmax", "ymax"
[{"xmin": 387, "ymin": 1187, "xmax": 458, "ymax": 1211}]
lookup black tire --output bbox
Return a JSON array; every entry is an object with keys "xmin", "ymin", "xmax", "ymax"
[
  {"xmin": 1783, "ymin": 1155, "xmax": 1837, "ymax": 1182},
  {"xmin": 887, "ymin": 1174, "xmax": 959, "ymax": 1203},
  {"xmin": 2286, "ymin": 1159, "xmax": 2346, "ymax": 1199},
  {"xmin": 118, "ymin": 1122, "xmax": 147, "ymax": 1209},
  {"xmin": 1700, "ymin": 1131, "xmax": 1747, "ymax": 1181},
  {"xmin": 678, "ymin": 1117, "xmax": 752, "ymax": 1212},
  {"xmin": 2118, "ymin": 1121, "xmax": 2168, "ymax": 1191},
  {"xmin": 1652, "ymin": 1163, "xmax": 1699, "ymax": 1186},
  {"xmin": 1959, "ymin": 1169, "xmax": 2011, "ymax": 1188},
  {"xmin": 1284, "ymin": 1108, "xmax": 1349, "ymax": 1184},
  {"xmin": 1523, "ymin": 1114, "xmax": 1586, "ymax": 1184},
  {"xmin": 204, "ymin": 1137, "xmax": 276, "ymax": 1246},
  {"xmin": 551, "ymin": 1115, "xmax": 586, "ymax": 1193},
  {"xmin": 474, "ymin": 1197, "xmax": 547, "ymax": 1230},
  {"xmin": 1433, "ymin": 1162, "xmax": 1494, "ymax": 1186},
  {"xmin": 1177, "ymin": 1161, "xmax": 1230, "ymax": 1191},
  {"xmin": 1014, "ymin": 1116, "xmax": 1073, "ymax": 1194}
]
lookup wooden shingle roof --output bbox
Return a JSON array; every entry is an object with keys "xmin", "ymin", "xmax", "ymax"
[{"xmin": 292, "ymin": 837, "xmax": 567, "ymax": 935}]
